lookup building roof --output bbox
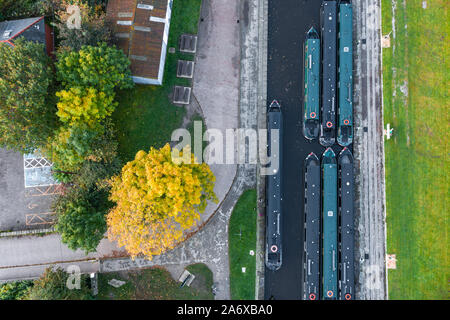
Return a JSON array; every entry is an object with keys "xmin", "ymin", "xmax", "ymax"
[
  {"xmin": 106, "ymin": 0, "xmax": 173, "ymax": 85},
  {"xmin": 0, "ymin": 16, "xmax": 46, "ymax": 48}
]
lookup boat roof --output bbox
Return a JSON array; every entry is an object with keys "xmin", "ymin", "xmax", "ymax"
[
  {"xmin": 322, "ymin": 147, "xmax": 336, "ymax": 164},
  {"xmin": 268, "ymin": 99, "xmax": 281, "ymax": 111},
  {"xmin": 339, "ymin": 147, "xmax": 353, "ymax": 164},
  {"xmin": 307, "ymin": 26, "xmax": 319, "ymax": 38}
]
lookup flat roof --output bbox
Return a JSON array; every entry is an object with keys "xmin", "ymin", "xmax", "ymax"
[{"xmin": 106, "ymin": 0, "xmax": 172, "ymax": 85}]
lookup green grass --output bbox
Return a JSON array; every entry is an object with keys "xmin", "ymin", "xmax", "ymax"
[
  {"xmin": 186, "ymin": 114, "xmax": 208, "ymax": 153},
  {"xmin": 97, "ymin": 265, "xmax": 214, "ymax": 300},
  {"xmin": 381, "ymin": 0, "xmax": 449, "ymax": 299},
  {"xmin": 112, "ymin": 0, "xmax": 203, "ymax": 162},
  {"xmin": 186, "ymin": 263, "xmax": 214, "ymax": 298},
  {"xmin": 229, "ymin": 189, "xmax": 257, "ymax": 300}
]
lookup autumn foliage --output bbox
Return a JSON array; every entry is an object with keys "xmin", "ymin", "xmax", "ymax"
[
  {"xmin": 107, "ymin": 144, "xmax": 217, "ymax": 259},
  {"xmin": 56, "ymin": 87, "xmax": 116, "ymax": 127}
]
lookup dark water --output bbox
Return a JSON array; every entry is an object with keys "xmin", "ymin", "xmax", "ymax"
[{"xmin": 264, "ymin": 0, "xmax": 349, "ymax": 300}]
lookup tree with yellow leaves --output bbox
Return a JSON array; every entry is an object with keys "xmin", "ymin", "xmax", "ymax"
[
  {"xmin": 56, "ymin": 87, "xmax": 116, "ymax": 128},
  {"xmin": 107, "ymin": 144, "xmax": 217, "ymax": 259}
]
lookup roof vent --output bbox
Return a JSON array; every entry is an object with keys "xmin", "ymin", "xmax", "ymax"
[{"xmin": 3, "ymin": 30, "xmax": 11, "ymax": 38}]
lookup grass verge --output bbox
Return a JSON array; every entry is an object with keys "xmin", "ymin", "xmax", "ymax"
[
  {"xmin": 97, "ymin": 264, "xmax": 214, "ymax": 300},
  {"xmin": 112, "ymin": 0, "xmax": 203, "ymax": 162},
  {"xmin": 229, "ymin": 189, "xmax": 257, "ymax": 300},
  {"xmin": 381, "ymin": 0, "xmax": 449, "ymax": 299}
]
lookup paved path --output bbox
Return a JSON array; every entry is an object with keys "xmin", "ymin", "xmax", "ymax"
[
  {"xmin": 192, "ymin": 0, "xmax": 240, "ymax": 227},
  {"xmin": 353, "ymin": 0, "xmax": 387, "ymax": 300},
  {"xmin": 0, "ymin": 235, "xmax": 122, "ymax": 282}
]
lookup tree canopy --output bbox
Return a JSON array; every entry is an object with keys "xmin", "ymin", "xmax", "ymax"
[
  {"xmin": 107, "ymin": 144, "xmax": 217, "ymax": 259},
  {"xmin": 54, "ymin": 194, "xmax": 107, "ymax": 253},
  {"xmin": 56, "ymin": 0, "xmax": 113, "ymax": 52},
  {"xmin": 56, "ymin": 87, "xmax": 116, "ymax": 127},
  {"xmin": 56, "ymin": 43, "xmax": 134, "ymax": 93},
  {"xmin": 0, "ymin": 38, "xmax": 58, "ymax": 153}
]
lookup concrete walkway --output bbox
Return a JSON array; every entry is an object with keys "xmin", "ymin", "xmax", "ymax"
[
  {"xmin": 0, "ymin": 235, "xmax": 122, "ymax": 282},
  {"xmin": 353, "ymin": 0, "xmax": 387, "ymax": 300},
  {"xmin": 192, "ymin": 0, "xmax": 240, "ymax": 226}
]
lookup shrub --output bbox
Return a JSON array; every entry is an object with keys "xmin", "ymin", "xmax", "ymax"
[
  {"xmin": 0, "ymin": 280, "xmax": 34, "ymax": 300},
  {"xmin": 23, "ymin": 267, "xmax": 92, "ymax": 300},
  {"xmin": 0, "ymin": 0, "xmax": 54, "ymax": 20}
]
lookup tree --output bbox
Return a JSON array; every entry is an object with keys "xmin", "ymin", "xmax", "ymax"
[
  {"xmin": 23, "ymin": 267, "xmax": 92, "ymax": 300},
  {"xmin": 43, "ymin": 124, "xmax": 100, "ymax": 172},
  {"xmin": 0, "ymin": 38, "xmax": 58, "ymax": 153},
  {"xmin": 54, "ymin": 192, "xmax": 108, "ymax": 253},
  {"xmin": 107, "ymin": 144, "xmax": 217, "ymax": 259},
  {"xmin": 52, "ymin": 155, "xmax": 120, "ymax": 253},
  {"xmin": 43, "ymin": 121, "xmax": 120, "ymax": 178},
  {"xmin": 55, "ymin": 0, "xmax": 113, "ymax": 52},
  {"xmin": 0, "ymin": 0, "xmax": 54, "ymax": 20},
  {"xmin": 56, "ymin": 86, "xmax": 117, "ymax": 127},
  {"xmin": 73, "ymin": 157, "xmax": 123, "ymax": 191},
  {"xmin": 56, "ymin": 43, "xmax": 134, "ymax": 93}
]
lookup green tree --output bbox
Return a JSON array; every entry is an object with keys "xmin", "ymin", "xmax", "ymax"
[
  {"xmin": 73, "ymin": 157, "xmax": 123, "ymax": 191},
  {"xmin": 0, "ymin": 38, "xmax": 58, "ymax": 153},
  {"xmin": 23, "ymin": 267, "xmax": 92, "ymax": 300},
  {"xmin": 56, "ymin": 43, "xmax": 134, "ymax": 93},
  {"xmin": 43, "ymin": 124, "xmax": 101, "ymax": 172},
  {"xmin": 56, "ymin": 0, "xmax": 113, "ymax": 52},
  {"xmin": 0, "ymin": 280, "xmax": 34, "ymax": 300},
  {"xmin": 43, "ymin": 120, "xmax": 120, "ymax": 179},
  {"xmin": 53, "ymin": 157, "xmax": 118, "ymax": 253},
  {"xmin": 54, "ymin": 194, "xmax": 108, "ymax": 253},
  {"xmin": 0, "ymin": 0, "xmax": 54, "ymax": 20}
]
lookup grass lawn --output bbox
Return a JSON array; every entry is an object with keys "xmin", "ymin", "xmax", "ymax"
[
  {"xmin": 228, "ymin": 189, "xmax": 257, "ymax": 300},
  {"xmin": 97, "ymin": 264, "xmax": 214, "ymax": 300},
  {"xmin": 112, "ymin": 0, "xmax": 203, "ymax": 162},
  {"xmin": 381, "ymin": 0, "xmax": 449, "ymax": 299},
  {"xmin": 186, "ymin": 114, "xmax": 208, "ymax": 154},
  {"xmin": 186, "ymin": 263, "xmax": 214, "ymax": 298}
]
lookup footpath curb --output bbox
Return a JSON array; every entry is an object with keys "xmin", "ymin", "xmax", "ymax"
[
  {"xmin": 0, "ymin": 227, "xmax": 55, "ymax": 238},
  {"xmin": 255, "ymin": 0, "xmax": 268, "ymax": 301}
]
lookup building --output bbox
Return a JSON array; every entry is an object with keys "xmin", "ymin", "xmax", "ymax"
[
  {"xmin": 0, "ymin": 16, "xmax": 54, "ymax": 55},
  {"xmin": 106, "ymin": 0, "xmax": 173, "ymax": 85}
]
